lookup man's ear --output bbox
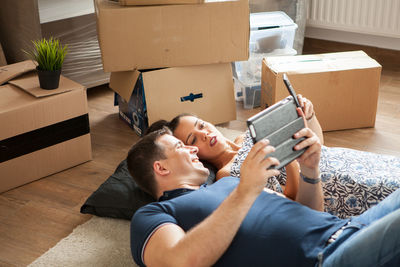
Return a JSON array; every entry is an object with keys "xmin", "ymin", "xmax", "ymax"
[{"xmin": 153, "ymin": 160, "xmax": 170, "ymax": 176}]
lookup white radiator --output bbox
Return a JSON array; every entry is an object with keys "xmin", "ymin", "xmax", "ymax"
[{"xmin": 307, "ymin": 0, "xmax": 400, "ymax": 38}]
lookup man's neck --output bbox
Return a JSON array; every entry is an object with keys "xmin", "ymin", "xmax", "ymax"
[
  {"xmin": 177, "ymin": 183, "xmax": 202, "ymax": 190},
  {"xmin": 156, "ymin": 180, "xmax": 202, "ymax": 200}
]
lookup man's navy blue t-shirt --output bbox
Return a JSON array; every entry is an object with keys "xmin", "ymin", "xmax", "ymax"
[{"xmin": 131, "ymin": 177, "xmax": 348, "ymax": 267}]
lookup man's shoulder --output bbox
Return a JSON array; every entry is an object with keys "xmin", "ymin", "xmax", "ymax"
[
  {"xmin": 130, "ymin": 202, "xmax": 178, "ymax": 266},
  {"xmin": 131, "ymin": 202, "xmax": 177, "ymax": 237},
  {"xmin": 216, "ymin": 176, "xmax": 240, "ymax": 183},
  {"xmin": 209, "ymin": 176, "xmax": 240, "ymax": 190},
  {"xmin": 133, "ymin": 201, "xmax": 165, "ymax": 221}
]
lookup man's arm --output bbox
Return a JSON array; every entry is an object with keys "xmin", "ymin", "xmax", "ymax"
[{"xmin": 143, "ymin": 140, "xmax": 280, "ymax": 267}]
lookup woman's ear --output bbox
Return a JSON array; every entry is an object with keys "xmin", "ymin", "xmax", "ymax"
[{"xmin": 153, "ymin": 160, "xmax": 170, "ymax": 176}]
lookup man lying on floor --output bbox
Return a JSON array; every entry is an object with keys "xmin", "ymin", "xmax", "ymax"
[{"xmin": 127, "ymin": 126, "xmax": 400, "ymax": 267}]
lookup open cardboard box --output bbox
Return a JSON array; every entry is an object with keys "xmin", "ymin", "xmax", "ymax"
[
  {"xmin": 261, "ymin": 51, "xmax": 382, "ymax": 131},
  {"xmin": 95, "ymin": 0, "xmax": 249, "ymax": 72},
  {"xmin": 110, "ymin": 63, "xmax": 236, "ymax": 136},
  {"xmin": 0, "ymin": 61, "xmax": 92, "ymax": 193}
]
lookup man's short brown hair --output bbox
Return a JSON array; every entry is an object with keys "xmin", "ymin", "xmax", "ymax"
[{"xmin": 127, "ymin": 127, "xmax": 171, "ymax": 198}]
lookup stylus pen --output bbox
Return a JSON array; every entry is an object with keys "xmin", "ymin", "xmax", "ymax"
[{"xmin": 283, "ymin": 73, "xmax": 301, "ymax": 108}]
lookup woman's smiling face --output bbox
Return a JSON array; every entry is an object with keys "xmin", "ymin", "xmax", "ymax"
[{"xmin": 173, "ymin": 116, "xmax": 228, "ymax": 161}]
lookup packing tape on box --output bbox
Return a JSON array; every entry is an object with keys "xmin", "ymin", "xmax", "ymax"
[{"xmin": 0, "ymin": 114, "xmax": 90, "ymax": 163}]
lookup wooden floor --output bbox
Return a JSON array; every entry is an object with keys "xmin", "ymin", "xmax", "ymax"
[{"xmin": 0, "ymin": 39, "xmax": 399, "ymax": 266}]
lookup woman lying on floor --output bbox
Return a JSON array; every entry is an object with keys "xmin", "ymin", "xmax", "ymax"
[{"xmin": 147, "ymin": 97, "xmax": 400, "ymax": 218}]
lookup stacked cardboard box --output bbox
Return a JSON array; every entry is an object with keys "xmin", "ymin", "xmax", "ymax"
[
  {"xmin": 0, "ymin": 61, "xmax": 92, "ymax": 192},
  {"xmin": 95, "ymin": 0, "xmax": 250, "ymax": 135}
]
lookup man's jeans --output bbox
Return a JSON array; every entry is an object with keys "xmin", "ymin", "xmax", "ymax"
[{"xmin": 321, "ymin": 188, "xmax": 400, "ymax": 267}]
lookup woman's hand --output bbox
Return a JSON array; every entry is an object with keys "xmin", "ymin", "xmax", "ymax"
[
  {"xmin": 297, "ymin": 94, "xmax": 324, "ymax": 144},
  {"xmin": 293, "ymin": 107, "xmax": 322, "ymax": 178},
  {"xmin": 297, "ymin": 94, "xmax": 315, "ymax": 121},
  {"xmin": 294, "ymin": 128, "xmax": 321, "ymax": 173}
]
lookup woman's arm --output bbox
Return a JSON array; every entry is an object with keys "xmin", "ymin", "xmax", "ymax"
[
  {"xmin": 282, "ymin": 97, "xmax": 323, "ymax": 200},
  {"xmin": 282, "ymin": 161, "xmax": 300, "ymax": 200},
  {"xmin": 216, "ymin": 166, "xmax": 232, "ymax": 181},
  {"xmin": 293, "ymin": 126, "xmax": 324, "ymax": 211},
  {"xmin": 297, "ymin": 95, "xmax": 324, "ymax": 144},
  {"xmin": 307, "ymin": 115, "xmax": 324, "ymax": 144}
]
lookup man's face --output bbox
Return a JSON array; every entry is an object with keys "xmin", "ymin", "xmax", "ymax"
[{"xmin": 156, "ymin": 134, "xmax": 210, "ymax": 183}]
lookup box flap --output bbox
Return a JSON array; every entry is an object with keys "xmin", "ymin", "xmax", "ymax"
[
  {"xmin": 265, "ymin": 51, "xmax": 382, "ymax": 74},
  {"xmin": 0, "ymin": 60, "xmax": 36, "ymax": 85},
  {"xmin": 8, "ymin": 72, "xmax": 83, "ymax": 98},
  {"xmin": 109, "ymin": 70, "xmax": 141, "ymax": 102},
  {"xmin": 142, "ymin": 63, "xmax": 236, "ymax": 125}
]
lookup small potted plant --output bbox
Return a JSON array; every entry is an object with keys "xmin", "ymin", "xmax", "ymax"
[{"xmin": 23, "ymin": 37, "xmax": 68, "ymax": 90}]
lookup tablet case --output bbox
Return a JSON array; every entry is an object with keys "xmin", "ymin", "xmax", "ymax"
[{"xmin": 247, "ymin": 96, "xmax": 306, "ymax": 169}]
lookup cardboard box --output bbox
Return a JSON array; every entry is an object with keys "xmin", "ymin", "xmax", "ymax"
[
  {"xmin": 261, "ymin": 51, "xmax": 382, "ymax": 131},
  {"xmin": 118, "ymin": 0, "xmax": 204, "ymax": 6},
  {"xmin": 0, "ymin": 61, "xmax": 92, "ymax": 193},
  {"xmin": 0, "ymin": 60, "xmax": 36, "ymax": 85},
  {"xmin": 95, "ymin": 0, "xmax": 249, "ymax": 72},
  {"xmin": 110, "ymin": 63, "xmax": 236, "ymax": 136}
]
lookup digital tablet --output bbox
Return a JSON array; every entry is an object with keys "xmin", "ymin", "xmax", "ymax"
[{"xmin": 247, "ymin": 74, "xmax": 306, "ymax": 169}]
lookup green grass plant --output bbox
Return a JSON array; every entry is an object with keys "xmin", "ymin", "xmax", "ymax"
[{"xmin": 23, "ymin": 37, "xmax": 68, "ymax": 71}]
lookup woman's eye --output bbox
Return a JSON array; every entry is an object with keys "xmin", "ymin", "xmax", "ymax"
[
  {"xmin": 199, "ymin": 122, "xmax": 205, "ymax": 129},
  {"xmin": 191, "ymin": 137, "xmax": 197, "ymax": 145}
]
